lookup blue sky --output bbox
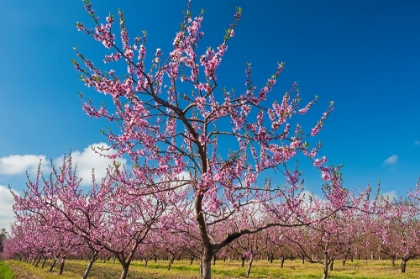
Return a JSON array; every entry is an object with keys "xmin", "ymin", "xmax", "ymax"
[{"xmin": 0, "ymin": 0, "xmax": 419, "ymax": 229}]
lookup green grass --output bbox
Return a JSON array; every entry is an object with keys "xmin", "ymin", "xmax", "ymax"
[
  {"xmin": 0, "ymin": 260, "xmax": 15, "ymax": 279},
  {"xmin": 4, "ymin": 258, "xmax": 420, "ymax": 279}
]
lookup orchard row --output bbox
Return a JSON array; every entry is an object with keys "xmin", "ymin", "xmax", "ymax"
[{"xmin": 3, "ymin": 156, "xmax": 420, "ymax": 279}]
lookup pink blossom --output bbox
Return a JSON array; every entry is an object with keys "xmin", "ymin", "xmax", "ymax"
[{"xmin": 321, "ymin": 170, "xmax": 331, "ymax": 181}]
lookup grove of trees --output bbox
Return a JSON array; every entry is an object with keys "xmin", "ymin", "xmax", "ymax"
[{"xmin": 3, "ymin": 1, "xmax": 419, "ymax": 279}]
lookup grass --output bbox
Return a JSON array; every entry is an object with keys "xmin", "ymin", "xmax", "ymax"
[
  {"xmin": 0, "ymin": 260, "xmax": 15, "ymax": 279},
  {"xmin": 4, "ymin": 258, "xmax": 420, "ymax": 279}
]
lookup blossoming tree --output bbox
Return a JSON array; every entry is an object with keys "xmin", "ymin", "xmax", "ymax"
[{"xmin": 73, "ymin": 1, "xmax": 340, "ymax": 278}]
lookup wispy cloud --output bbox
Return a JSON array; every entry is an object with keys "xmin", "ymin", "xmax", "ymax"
[
  {"xmin": 414, "ymin": 140, "xmax": 420, "ymax": 145},
  {"xmin": 384, "ymin": 155, "xmax": 398, "ymax": 165}
]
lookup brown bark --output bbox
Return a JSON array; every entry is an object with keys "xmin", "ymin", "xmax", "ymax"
[
  {"xmin": 58, "ymin": 257, "xmax": 65, "ymax": 275},
  {"xmin": 167, "ymin": 254, "xmax": 175, "ymax": 270},
  {"xmin": 321, "ymin": 253, "xmax": 330, "ymax": 279},
  {"xmin": 119, "ymin": 263, "xmax": 130, "ymax": 279},
  {"xmin": 241, "ymin": 257, "xmax": 246, "ymax": 267},
  {"xmin": 245, "ymin": 258, "xmax": 254, "ymax": 278},
  {"xmin": 401, "ymin": 259, "xmax": 407, "ymax": 273},
  {"xmin": 41, "ymin": 258, "xmax": 46, "ymax": 269},
  {"xmin": 201, "ymin": 253, "xmax": 212, "ymax": 279},
  {"xmin": 82, "ymin": 250, "xmax": 98, "ymax": 279}
]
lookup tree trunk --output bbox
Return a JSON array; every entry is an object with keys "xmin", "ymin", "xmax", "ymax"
[
  {"xmin": 330, "ymin": 258, "xmax": 334, "ymax": 271},
  {"xmin": 59, "ymin": 257, "xmax": 66, "ymax": 275},
  {"xmin": 144, "ymin": 259, "xmax": 148, "ymax": 268},
  {"xmin": 391, "ymin": 255, "xmax": 396, "ymax": 267},
  {"xmin": 168, "ymin": 254, "xmax": 175, "ymax": 270},
  {"xmin": 280, "ymin": 256, "xmax": 285, "ymax": 268},
  {"xmin": 41, "ymin": 258, "xmax": 47, "ymax": 268},
  {"xmin": 342, "ymin": 259, "xmax": 346, "ymax": 266},
  {"xmin": 321, "ymin": 253, "xmax": 329, "ymax": 279},
  {"xmin": 322, "ymin": 263, "xmax": 329, "ymax": 279},
  {"xmin": 199, "ymin": 259, "xmax": 203, "ymax": 277},
  {"xmin": 241, "ymin": 257, "xmax": 246, "ymax": 267},
  {"xmin": 245, "ymin": 257, "xmax": 254, "ymax": 278},
  {"xmin": 190, "ymin": 257, "xmax": 194, "ymax": 265},
  {"xmin": 82, "ymin": 251, "xmax": 98, "ymax": 279},
  {"xmin": 201, "ymin": 253, "xmax": 212, "ymax": 279},
  {"xmin": 120, "ymin": 263, "xmax": 130, "ymax": 279},
  {"xmin": 401, "ymin": 259, "xmax": 407, "ymax": 273},
  {"xmin": 213, "ymin": 255, "xmax": 216, "ymax": 266},
  {"xmin": 49, "ymin": 254, "xmax": 60, "ymax": 272},
  {"xmin": 35, "ymin": 257, "xmax": 41, "ymax": 267}
]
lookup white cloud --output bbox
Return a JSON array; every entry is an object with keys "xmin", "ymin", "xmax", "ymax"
[
  {"xmin": 383, "ymin": 155, "xmax": 398, "ymax": 165},
  {"xmin": 0, "ymin": 185, "xmax": 17, "ymax": 232},
  {"xmin": 54, "ymin": 142, "xmax": 127, "ymax": 186},
  {"xmin": 0, "ymin": 155, "xmax": 47, "ymax": 175},
  {"xmin": 414, "ymin": 140, "xmax": 420, "ymax": 145},
  {"xmin": 0, "ymin": 143, "xmax": 126, "ymax": 186}
]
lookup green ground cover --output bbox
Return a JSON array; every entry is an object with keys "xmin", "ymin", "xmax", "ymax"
[
  {"xmin": 0, "ymin": 260, "xmax": 15, "ymax": 279},
  {"xmin": 4, "ymin": 259, "xmax": 420, "ymax": 279}
]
